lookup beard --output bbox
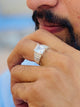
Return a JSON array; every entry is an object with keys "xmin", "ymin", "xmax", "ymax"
[{"xmin": 32, "ymin": 9, "xmax": 80, "ymax": 50}]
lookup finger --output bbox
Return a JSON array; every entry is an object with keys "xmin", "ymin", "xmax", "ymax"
[
  {"xmin": 7, "ymin": 29, "xmax": 72, "ymax": 70},
  {"xmin": 11, "ymin": 65, "xmax": 49, "ymax": 83},
  {"xmin": 7, "ymin": 37, "xmax": 59, "ymax": 70},
  {"xmin": 7, "ymin": 37, "xmax": 72, "ymax": 71},
  {"xmin": 26, "ymin": 29, "xmax": 79, "ymax": 58},
  {"xmin": 7, "ymin": 29, "xmax": 79, "ymax": 71},
  {"xmin": 12, "ymin": 83, "xmax": 34, "ymax": 104},
  {"xmin": 12, "ymin": 82, "xmax": 45, "ymax": 107},
  {"xmin": 7, "ymin": 39, "xmax": 38, "ymax": 70},
  {"xmin": 40, "ymin": 48, "xmax": 73, "ymax": 72}
]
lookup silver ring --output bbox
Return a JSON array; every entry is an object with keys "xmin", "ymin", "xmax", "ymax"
[{"xmin": 34, "ymin": 43, "xmax": 49, "ymax": 64}]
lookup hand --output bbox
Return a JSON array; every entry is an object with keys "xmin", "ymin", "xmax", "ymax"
[
  {"xmin": 8, "ymin": 29, "xmax": 80, "ymax": 107},
  {"xmin": 11, "ymin": 65, "xmax": 80, "ymax": 107},
  {"xmin": 8, "ymin": 29, "xmax": 80, "ymax": 70}
]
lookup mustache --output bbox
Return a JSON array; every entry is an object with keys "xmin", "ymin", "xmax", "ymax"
[
  {"xmin": 32, "ymin": 10, "xmax": 80, "ymax": 50},
  {"xmin": 32, "ymin": 10, "xmax": 75, "ymax": 43},
  {"xmin": 32, "ymin": 10, "xmax": 72, "ymax": 29}
]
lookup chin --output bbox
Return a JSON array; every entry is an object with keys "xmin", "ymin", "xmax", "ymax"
[{"xmin": 52, "ymin": 28, "xmax": 70, "ymax": 42}]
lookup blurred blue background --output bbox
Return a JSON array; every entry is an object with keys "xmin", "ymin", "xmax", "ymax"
[{"xmin": 0, "ymin": 0, "xmax": 35, "ymax": 74}]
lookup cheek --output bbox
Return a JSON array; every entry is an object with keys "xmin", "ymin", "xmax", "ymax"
[
  {"xmin": 62, "ymin": 0, "xmax": 80, "ymax": 32},
  {"xmin": 64, "ymin": 0, "xmax": 80, "ymax": 15}
]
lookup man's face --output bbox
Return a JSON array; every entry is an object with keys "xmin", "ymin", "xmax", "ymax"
[{"xmin": 27, "ymin": 0, "xmax": 80, "ymax": 50}]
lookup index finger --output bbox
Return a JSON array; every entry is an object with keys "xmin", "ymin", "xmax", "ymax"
[
  {"xmin": 26, "ymin": 29, "xmax": 79, "ymax": 55},
  {"xmin": 7, "ymin": 39, "xmax": 38, "ymax": 70},
  {"xmin": 26, "ymin": 29, "xmax": 80, "ymax": 64}
]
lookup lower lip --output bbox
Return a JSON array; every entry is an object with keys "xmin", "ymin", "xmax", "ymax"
[{"xmin": 40, "ymin": 25, "xmax": 64, "ymax": 33}]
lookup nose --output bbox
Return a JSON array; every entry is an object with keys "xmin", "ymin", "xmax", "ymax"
[{"xmin": 27, "ymin": 0, "xmax": 58, "ymax": 10}]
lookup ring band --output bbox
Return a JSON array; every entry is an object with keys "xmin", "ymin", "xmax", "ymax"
[{"xmin": 34, "ymin": 43, "xmax": 49, "ymax": 64}]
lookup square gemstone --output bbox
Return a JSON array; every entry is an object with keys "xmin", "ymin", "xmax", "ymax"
[{"xmin": 34, "ymin": 44, "xmax": 45, "ymax": 54}]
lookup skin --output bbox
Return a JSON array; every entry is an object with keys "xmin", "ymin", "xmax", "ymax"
[
  {"xmin": 27, "ymin": 0, "xmax": 80, "ymax": 46},
  {"xmin": 7, "ymin": 0, "xmax": 80, "ymax": 107}
]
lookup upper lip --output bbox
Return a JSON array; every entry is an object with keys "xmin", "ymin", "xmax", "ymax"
[{"xmin": 38, "ymin": 18, "xmax": 62, "ymax": 27}]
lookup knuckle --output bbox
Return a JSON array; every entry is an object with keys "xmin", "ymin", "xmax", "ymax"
[
  {"xmin": 11, "ymin": 84, "xmax": 17, "ymax": 95},
  {"xmin": 7, "ymin": 38, "xmax": 29, "ymax": 70},
  {"xmin": 15, "ymin": 38, "xmax": 26, "ymax": 51},
  {"xmin": 11, "ymin": 84, "xmax": 24, "ymax": 99},
  {"xmin": 16, "ymin": 39, "xmax": 32, "ymax": 53},
  {"xmin": 11, "ymin": 84, "xmax": 26, "ymax": 99},
  {"xmin": 11, "ymin": 65, "xmax": 21, "ymax": 77},
  {"xmin": 16, "ymin": 39, "xmax": 24, "ymax": 52}
]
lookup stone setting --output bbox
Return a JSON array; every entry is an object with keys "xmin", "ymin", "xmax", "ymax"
[{"xmin": 34, "ymin": 44, "xmax": 49, "ymax": 64}]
